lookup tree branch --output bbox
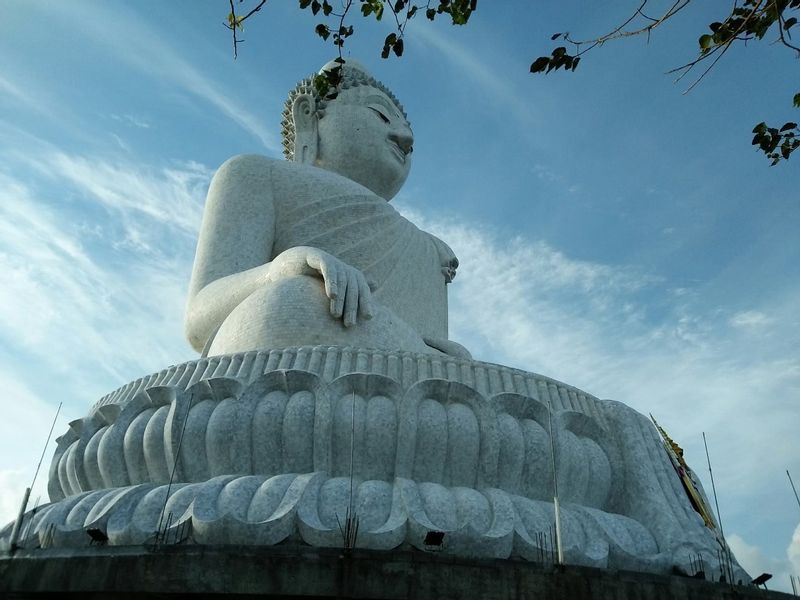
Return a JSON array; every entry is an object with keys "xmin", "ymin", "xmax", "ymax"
[{"xmin": 226, "ymin": 0, "xmax": 268, "ymax": 59}]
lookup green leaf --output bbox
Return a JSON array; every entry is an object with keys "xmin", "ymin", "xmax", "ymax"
[
  {"xmin": 393, "ymin": 37, "xmax": 404, "ymax": 57},
  {"xmin": 752, "ymin": 122, "xmax": 767, "ymax": 134},
  {"xmin": 784, "ymin": 17, "xmax": 797, "ymax": 30},
  {"xmin": 324, "ymin": 65, "xmax": 341, "ymax": 83},
  {"xmin": 530, "ymin": 57, "xmax": 550, "ymax": 73},
  {"xmin": 780, "ymin": 122, "xmax": 798, "ymax": 132},
  {"xmin": 426, "ymin": 7, "xmax": 436, "ymax": 19},
  {"xmin": 299, "ymin": 0, "xmax": 313, "ymax": 8},
  {"xmin": 551, "ymin": 33, "xmax": 562, "ymax": 40},
  {"xmin": 794, "ymin": 93, "xmax": 800, "ymax": 108},
  {"xmin": 312, "ymin": 73, "xmax": 330, "ymax": 97},
  {"xmin": 311, "ymin": 0, "xmax": 321, "ymax": 15},
  {"xmin": 315, "ymin": 23, "xmax": 330, "ymax": 40},
  {"xmin": 699, "ymin": 34, "xmax": 713, "ymax": 50},
  {"xmin": 382, "ymin": 32, "xmax": 397, "ymax": 59}
]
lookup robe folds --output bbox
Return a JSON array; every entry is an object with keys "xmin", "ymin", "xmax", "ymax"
[{"xmin": 273, "ymin": 192, "xmax": 457, "ymax": 341}]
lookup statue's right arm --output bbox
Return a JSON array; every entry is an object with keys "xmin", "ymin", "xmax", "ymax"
[
  {"xmin": 184, "ymin": 155, "xmax": 278, "ymax": 352},
  {"xmin": 184, "ymin": 155, "xmax": 374, "ymax": 353}
]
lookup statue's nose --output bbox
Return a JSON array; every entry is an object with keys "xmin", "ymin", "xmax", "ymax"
[{"xmin": 389, "ymin": 127, "xmax": 414, "ymax": 155}]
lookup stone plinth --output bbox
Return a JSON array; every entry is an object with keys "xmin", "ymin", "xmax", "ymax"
[{"xmin": 0, "ymin": 545, "xmax": 783, "ymax": 599}]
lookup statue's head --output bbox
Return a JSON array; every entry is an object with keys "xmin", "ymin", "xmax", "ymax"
[{"xmin": 281, "ymin": 60, "xmax": 413, "ymax": 200}]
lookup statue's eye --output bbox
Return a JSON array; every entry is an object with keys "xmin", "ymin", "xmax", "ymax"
[{"xmin": 369, "ymin": 107, "xmax": 390, "ymax": 123}]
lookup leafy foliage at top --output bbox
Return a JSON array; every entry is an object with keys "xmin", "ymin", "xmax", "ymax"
[
  {"xmin": 530, "ymin": 0, "xmax": 800, "ymax": 164},
  {"xmin": 224, "ymin": 0, "xmax": 799, "ymax": 165}
]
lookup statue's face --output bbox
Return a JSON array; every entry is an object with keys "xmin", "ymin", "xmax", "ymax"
[{"xmin": 314, "ymin": 85, "xmax": 413, "ymax": 200}]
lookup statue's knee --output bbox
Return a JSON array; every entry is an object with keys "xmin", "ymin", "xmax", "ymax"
[
  {"xmin": 265, "ymin": 274, "xmax": 328, "ymax": 313},
  {"xmin": 208, "ymin": 275, "xmax": 330, "ymax": 355}
]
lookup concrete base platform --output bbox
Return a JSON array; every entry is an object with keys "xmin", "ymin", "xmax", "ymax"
[{"xmin": 0, "ymin": 545, "xmax": 788, "ymax": 600}]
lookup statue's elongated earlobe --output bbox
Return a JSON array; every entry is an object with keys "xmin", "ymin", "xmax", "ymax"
[{"xmin": 291, "ymin": 94, "xmax": 318, "ymax": 164}]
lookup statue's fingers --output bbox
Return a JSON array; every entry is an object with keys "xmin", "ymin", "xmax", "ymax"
[
  {"xmin": 316, "ymin": 256, "xmax": 337, "ymax": 299},
  {"xmin": 331, "ymin": 265, "xmax": 346, "ymax": 318},
  {"xmin": 343, "ymin": 269, "xmax": 359, "ymax": 327},
  {"xmin": 357, "ymin": 275, "xmax": 374, "ymax": 320}
]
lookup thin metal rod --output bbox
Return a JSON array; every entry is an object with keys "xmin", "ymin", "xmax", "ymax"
[
  {"xmin": 11, "ymin": 402, "xmax": 62, "ymax": 551},
  {"xmin": 8, "ymin": 487, "xmax": 31, "ymax": 550},
  {"xmin": 30, "ymin": 402, "xmax": 62, "ymax": 492},
  {"xmin": 21, "ymin": 496, "xmax": 41, "ymax": 542},
  {"xmin": 156, "ymin": 397, "xmax": 195, "ymax": 540},
  {"xmin": 788, "ymin": 470, "xmax": 800, "ymax": 513},
  {"xmin": 703, "ymin": 432, "xmax": 731, "ymax": 583},
  {"xmin": 546, "ymin": 398, "xmax": 564, "ymax": 564},
  {"xmin": 349, "ymin": 390, "xmax": 356, "ymax": 520},
  {"xmin": 338, "ymin": 389, "xmax": 358, "ymax": 551}
]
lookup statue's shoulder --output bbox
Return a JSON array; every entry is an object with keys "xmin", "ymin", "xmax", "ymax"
[
  {"xmin": 214, "ymin": 153, "xmax": 280, "ymax": 179},
  {"xmin": 210, "ymin": 155, "xmax": 383, "ymax": 212},
  {"xmin": 216, "ymin": 155, "xmax": 364, "ymax": 191},
  {"xmin": 205, "ymin": 155, "xmax": 281, "ymax": 212}
]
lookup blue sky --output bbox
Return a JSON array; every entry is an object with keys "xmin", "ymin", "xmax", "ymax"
[{"xmin": 1, "ymin": 0, "xmax": 798, "ymax": 588}]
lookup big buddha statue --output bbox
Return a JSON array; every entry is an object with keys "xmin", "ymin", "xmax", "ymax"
[
  {"xmin": 185, "ymin": 59, "xmax": 467, "ymax": 359},
  {"xmin": 0, "ymin": 60, "xmax": 747, "ymax": 582}
]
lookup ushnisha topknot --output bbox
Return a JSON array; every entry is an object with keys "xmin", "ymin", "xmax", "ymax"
[{"xmin": 281, "ymin": 59, "xmax": 408, "ymax": 161}]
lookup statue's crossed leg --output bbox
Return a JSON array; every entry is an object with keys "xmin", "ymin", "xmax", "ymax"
[{"xmin": 208, "ymin": 274, "xmax": 432, "ymax": 356}]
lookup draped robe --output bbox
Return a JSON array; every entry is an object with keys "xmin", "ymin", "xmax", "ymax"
[
  {"xmin": 189, "ymin": 156, "xmax": 458, "ymax": 355},
  {"xmin": 273, "ymin": 190, "xmax": 456, "ymax": 341}
]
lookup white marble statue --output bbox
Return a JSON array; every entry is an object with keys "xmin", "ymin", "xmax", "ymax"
[
  {"xmin": 0, "ymin": 59, "xmax": 747, "ymax": 582},
  {"xmin": 185, "ymin": 60, "xmax": 468, "ymax": 359}
]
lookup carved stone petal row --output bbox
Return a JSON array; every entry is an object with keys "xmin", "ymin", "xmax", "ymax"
[
  {"xmin": 5, "ymin": 472, "xmax": 661, "ymax": 572},
  {"xmin": 49, "ymin": 372, "xmax": 614, "ymax": 512}
]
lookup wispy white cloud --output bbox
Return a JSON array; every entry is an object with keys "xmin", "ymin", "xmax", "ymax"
[
  {"xmin": 729, "ymin": 526, "xmax": 800, "ymax": 592},
  {"xmin": 730, "ymin": 310, "xmax": 774, "ymax": 329},
  {"xmin": 45, "ymin": 152, "xmax": 209, "ymax": 235},
  {"xmin": 39, "ymin": 2, "xmax": 277, "ymax": 151},
  {"xmin": 111, "ymin": 114, "xmax": 151, "ymax": 129},
  {"xmin": 110, "ymin": 132, "xmax": 131, "ymax": 152},
  {"xmin": 413, "ymin": 23, "xmax": 539, "ymax": 127},
  {"xmin": 0, "ymin": 152, "xmax": 204, "ymax": 391},
  {"xmin": 789, "ymin": 524, "xmax": 800, "ymax": 575},
  {"xmin": 0, "ymin": 75, "xmax": 39, "ymax": 109}
]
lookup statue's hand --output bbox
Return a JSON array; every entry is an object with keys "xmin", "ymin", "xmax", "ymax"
[{"xmin": 270, "ymin": 246, "xmax": 375, "ymax": 327}]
